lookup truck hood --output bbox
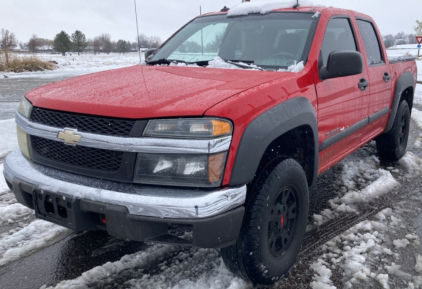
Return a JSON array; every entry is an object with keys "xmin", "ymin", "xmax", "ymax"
[{"xmin": 25, "ymin": 65, "xmax": 288, "ymax": 119}]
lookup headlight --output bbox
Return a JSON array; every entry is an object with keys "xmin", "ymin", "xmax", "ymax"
[
  {"xmin": 143, "ymin": 118, "xmax": 232, "ymax": 138},
  {"xmin": 138, "ymin": 118, "xmax": 232, "ymax": 187},
  {"xmin": 18, "ymin": 98, "xmax": 33, "ymax": 119},
  {"xmin": 133, "ymin": 152, "xmax": 227, "ymax": 187}
]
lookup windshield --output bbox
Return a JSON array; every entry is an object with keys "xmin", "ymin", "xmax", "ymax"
[{"xmin": 149, "ymin": 12, "xmax": 317, "ymax": 70}]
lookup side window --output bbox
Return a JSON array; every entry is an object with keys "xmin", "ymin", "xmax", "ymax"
[
  {"xmin": 321, "ymin": 18, "xmax": 357, "ymax": 67},
  {"xmin": 356, "ymin": 20, "xmax": 384, "ymax": 65}
]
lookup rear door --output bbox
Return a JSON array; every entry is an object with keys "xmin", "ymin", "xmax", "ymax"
[
  {"xmin": 355, "ymin": 18, "xmax": 392, "ymax": 142},
  {"xmin": 316, "ymin": 16, "xmax": 369, "ymax": 169}
]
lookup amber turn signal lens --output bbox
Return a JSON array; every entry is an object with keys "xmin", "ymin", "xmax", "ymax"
[
  {"xmin": 208, "ymin": 153, "xmax": 226, "ymax": 183},
  {"xmin": 211, "ymin": 120, "xmax": 232, "ymax": 136}
]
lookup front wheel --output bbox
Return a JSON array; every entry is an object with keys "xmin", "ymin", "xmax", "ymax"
[{"xmin": 221, "ymin": 159, "xmax": 309, "ymax": 285}]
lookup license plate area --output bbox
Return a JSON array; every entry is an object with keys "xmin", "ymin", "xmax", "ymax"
[{"xmin": 33, "ymin": 189, "xmax": 78, "ymax": 229}]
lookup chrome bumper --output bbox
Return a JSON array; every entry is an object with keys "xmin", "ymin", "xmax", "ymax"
[{"xmin": 3, "ymin": 150, "xmax": 247, "ymax": 219}]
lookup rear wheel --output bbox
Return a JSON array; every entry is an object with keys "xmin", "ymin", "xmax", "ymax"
[
  {"xmin": 221, "ymin": 158, "xmax": 309, "ymax": 285},
  {"xmin": 376, "ymin": 100, "xmax": 410, "ymax": 161}
]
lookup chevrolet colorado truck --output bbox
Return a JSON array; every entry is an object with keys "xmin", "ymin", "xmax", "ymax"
[{"xmin": 4, "ymin": 3, "xmax": 417, "ymax": 285}]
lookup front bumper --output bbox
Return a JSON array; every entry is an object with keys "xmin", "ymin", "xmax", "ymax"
[{"xmin": 3, "ymin": 150, "xmax": 246, "ymax": 248}]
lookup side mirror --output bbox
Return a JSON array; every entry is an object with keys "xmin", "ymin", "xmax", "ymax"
[
  {"xmin": 319, "ymin": 51, "xmax": 363, "ymax": 80},
  {"xmin": 144, "ymin": 48, "xmax": 157, "ymax": 61}
]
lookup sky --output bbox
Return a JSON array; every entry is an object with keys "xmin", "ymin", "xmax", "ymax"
[{"xmin": 1, "ymin": 0, "xmax": 421, "ymax": 43}]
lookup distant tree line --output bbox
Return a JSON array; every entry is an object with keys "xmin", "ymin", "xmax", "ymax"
[
  {"xmin": 383, "ymin": 32, "xmax": 418, "ymax": 48},
  {"xmin": 0, "ymin": 27, "xmax": 162, "ymax": 56}
]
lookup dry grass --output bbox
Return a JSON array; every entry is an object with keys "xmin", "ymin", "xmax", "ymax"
[{"xmin": 0, "ymin": 52, "xmax": 56, "ymax": 72}]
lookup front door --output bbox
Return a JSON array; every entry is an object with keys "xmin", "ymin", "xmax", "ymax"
[{"xmin": 316, "ymin": 16, "xmax": 369, "ymax": 170}]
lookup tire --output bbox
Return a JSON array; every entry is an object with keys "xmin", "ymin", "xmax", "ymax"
[
  {"xmin": 221, "ymin": 159, "xmax": 309, "ymax": 285},
  {"xmin": 376, "ymin": 100, "xmax": 410, "ymax": 162}
]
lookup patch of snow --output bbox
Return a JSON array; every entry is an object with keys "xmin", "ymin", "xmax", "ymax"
[
  {"xmin": 340, "ymin": 169, "xmax": 398, "ymax": 204},
  {"xmin": 278, "ymin": 61, "xmax": 305, "ymax": 73},
  {"xmin": 399, "ymin": 152, "xmax": 422, "ymax": 178},
  {"xmin": 0, "ymin": 203, "xmax": 33, "ymax": 226},
  {"xmin": 0, "ymin": 219, "xmax": 70, "ymax": 266},
  {"xmin": 375, "ymin": 274, "xmax": 390, "ymax": 289},
  {"xmin": 227, "ymin": 1, "xmax": 322, "ymax": 17},
  {"xmin": 310, "ymin": 259, "xmax": 336, "ymax": 289},
  {"xmin": 169, "ymin": 62, "xmax": 199, "ymax": 68},
  {"xmin": 0, "ymin": 164, "xmax": 11, "ymax": 195},
  {"xmin": 412, "ymin": 108, "xmax": 422, "ymax": 129},
  {"xmin": 4, "ymin": 53, "xmax": 140, "ymax": 79},
  {"xmin": 43, "ymin": 245, "xmax": 249, "ymax": 289},
  {"xmin": 0, "ymin": 119, "xmax": 18, "ymax": 159},
  {"xmin": 207, "ymin": 56, "xmax": 261, "ymax": 71},
  {"xmin": 385, "ymin": 263, "xmax": 412, "ymax": 281},
  {"xmin": 415, "ymin": 255, "xmax": 422, "ymax": 273},
  {"xmin": 415, "ymin": 84, "xmax": 422, "ymax": 106},
  {"xmin": 393, "ymin": 239, "xmax": 410, "ymax": 248},
  {"xmin": 312, "ymin": 12, "xmax": 321, "ymax": 18}
]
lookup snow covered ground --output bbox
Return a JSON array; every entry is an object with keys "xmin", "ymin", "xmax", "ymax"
[{"xmin": 3, "ymin": 53, "xmax": 141, "ymax": 79}]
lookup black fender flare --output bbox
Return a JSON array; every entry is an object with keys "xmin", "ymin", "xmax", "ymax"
[
  {"xmin": 384, "ymin": 71, "xmax": 415, "ymax": 133},
  {"xmin": 229, "ymin": 97, "xmax": 318, "ymax": 187}
]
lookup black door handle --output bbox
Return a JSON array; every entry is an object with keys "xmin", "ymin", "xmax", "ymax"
[
  {"xmin": 383, "ymin": 72, "xmax": 391, "ymax": 83},
  {"xmin": 358, "ymin": 78, "xmax": 369, "ymax": 91}
]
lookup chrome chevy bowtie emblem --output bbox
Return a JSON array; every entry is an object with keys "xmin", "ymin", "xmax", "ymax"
[{"xmin": 57, "ymin": 129, "xmax": 82, "ymax": 145}]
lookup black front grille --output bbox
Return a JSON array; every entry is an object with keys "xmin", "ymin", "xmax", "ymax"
[
  {"xmin": 31, "ymin": 107, "xmax": 136, "ymax": 137},
  {"xmin": 31, "ymin": 136, "xmax": 124, "ymax": 172}
]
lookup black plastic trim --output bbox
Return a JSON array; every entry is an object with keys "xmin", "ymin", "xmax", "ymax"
[
  {"xmin": 29, "ymin": 136, "xmax": 138, "ymax": 183},
  {"xmin": 229, "ymin": 97, "xmax": 318, "ymax": 187},
  {"xmin": 320, "ymin": 107, "xmax": 389, "ymax": 151},
  {"xmin": 369, "ymin": 107, "xmax": 389, "ymax": 123},
  {"xmin": 384, "ymin": 71, "xmax": 415, "ymax": 133}
]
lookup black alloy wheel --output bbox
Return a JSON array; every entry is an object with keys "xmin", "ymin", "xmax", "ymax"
[{"xmin": 268, "ymin": 186, "xmax": 299, "ymax": 257}]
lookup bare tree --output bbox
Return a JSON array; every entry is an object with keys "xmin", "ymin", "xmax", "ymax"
[
  {"xmin": 93, "ymin": 37, "xmax": 101, "ymax": 54},
  {"xmin": 137, "ymin": 34, "xmax": 162, "ymax": 49},
  {"xmin": 28, "ymin": 34, "xmax": 38, "ymax": 54},
  {"xmin": 100, "ymin": 34, "xmax": 113, "ymax": 54},
  {"xmin": 148, "ymin": 36, "xmax": 162, "ymax": 48},
  {"xmin": 408, "ymin": 34, "xmax": 417, "ymax": 45},
  {"xmin": 383, "ymin": 34, "xmax": 395, "ymax": 48},
  {"xmin": 137, "ymin": 34, "xmax": 149, "ymax": 48},
  {"xmin": 1, "ymin": 29, "xmax": 17, "ymax": 66}
]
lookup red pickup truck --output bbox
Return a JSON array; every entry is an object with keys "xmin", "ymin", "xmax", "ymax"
[{"xmin": 4, "ymin": 3, "xmax": 417, "ymax": 285}]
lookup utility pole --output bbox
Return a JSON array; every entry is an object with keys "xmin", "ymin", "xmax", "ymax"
[{"xmin": 134, "ymin": 0, "xmax": 142, "ymax": 63}]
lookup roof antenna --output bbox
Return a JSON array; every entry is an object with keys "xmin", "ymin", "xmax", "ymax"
[
  {"xmin": 293, "ymin": 0, "xmax": 300, "ymax": 8},
  {"xmin": 134, "ymin": 0, "xmax": 142, "ymax": 63}
]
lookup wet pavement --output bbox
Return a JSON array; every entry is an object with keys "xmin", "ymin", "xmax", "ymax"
[
  {"xmin": 0, "ymin": 77, "xmax": 70, "ymax": 120},
  {"xmin": 0, "ymin": 76, "xmax": 421, "ymax": 289}
]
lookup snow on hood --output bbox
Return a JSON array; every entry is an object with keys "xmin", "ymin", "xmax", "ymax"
[
  {"xmin": 165, "ymin": 57, "xmax": 305, "ymax": 73},
  {"xmin": 227, "ymin": 0, "xmax": 323, "ymax": 16},
  {"xmin": 278, "ymin": 61, "xmax": 305, "ymax": 73}
]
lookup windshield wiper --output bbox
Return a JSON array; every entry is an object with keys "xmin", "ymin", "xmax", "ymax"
[
  {"xmin": 226, "ymin": 60, "xmax": 264, "ymax": 71},
  {"xmin": 147, "ymin": 58, "xmax": 186, "ymax": 65}
]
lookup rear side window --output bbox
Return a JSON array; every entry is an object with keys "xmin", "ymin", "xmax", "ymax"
[
  {"xmin": 321, "ymin": 18, "xmax": 357, "ymax": 67},
  {"xmin": 356, "ymin": 20, "xmax": 384, "ymax": 65}
]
